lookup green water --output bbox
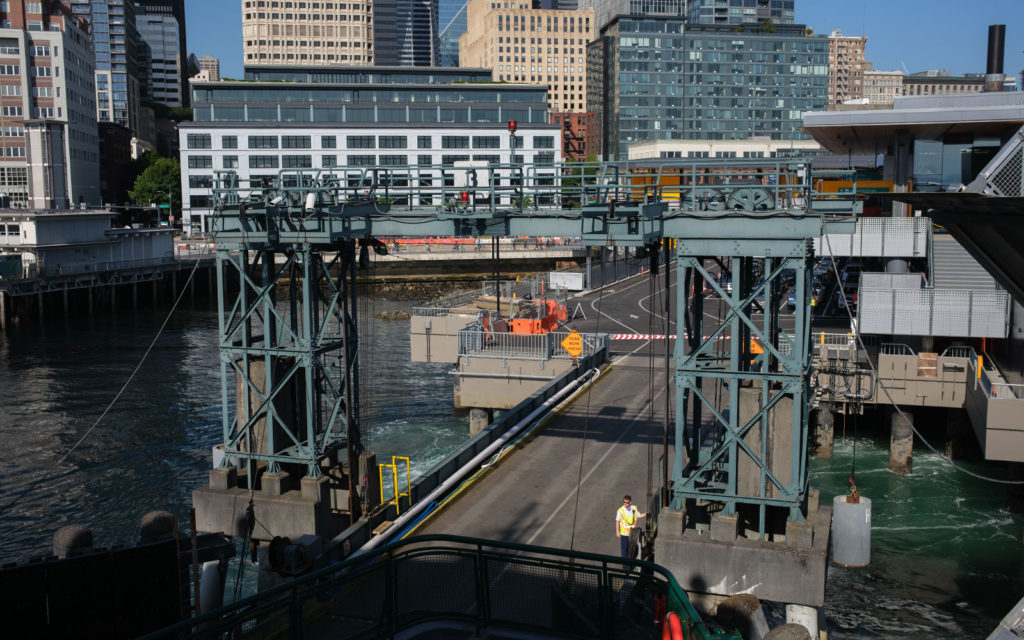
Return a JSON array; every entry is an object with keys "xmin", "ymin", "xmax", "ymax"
[{"xmin": 812, "ymin": 423, "xmax": 1024, "ymax": 638}]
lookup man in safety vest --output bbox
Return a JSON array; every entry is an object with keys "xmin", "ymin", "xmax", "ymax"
[{"xmin": 615, "ymin": 495, "xmax": 647, "ymax": 558}]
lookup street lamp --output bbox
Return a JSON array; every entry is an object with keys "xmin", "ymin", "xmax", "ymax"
[{"xmin": 153, "ymin": 188, "xmax": 174, "ymax": 228}]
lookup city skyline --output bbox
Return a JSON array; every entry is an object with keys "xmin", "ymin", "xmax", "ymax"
[{"xmin": 186, "ymin": 0, "xmax": 1024, "ymax": 82}]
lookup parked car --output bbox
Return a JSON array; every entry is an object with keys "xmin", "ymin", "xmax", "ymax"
[{"xmin": 814, "ymin": 257, "xmax": 834, "ymax": 278}]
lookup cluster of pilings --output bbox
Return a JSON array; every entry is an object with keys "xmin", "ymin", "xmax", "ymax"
[
  {"xmin": 812, "ymin": 404, "xmax": 1024, "ymax": 513},
  {"xmin": 0, "ymin": 262, "xmax": 221, "ymax": 330}
]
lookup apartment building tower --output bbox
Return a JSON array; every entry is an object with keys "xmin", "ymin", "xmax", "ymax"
[
  {"xmin": 134, "ymin": 0, "xmax": 188, "ymax": 106},
  {"xmin": 686, "ymin": 0, "xmax": 794, "ymax": 26},
  {"xmin": 0, "ymin": 0, "xmax": 100, "ymax": 207},
  {"xmin": 588, "ymin": 17, "xmax": 827, "ymax": 158},
  {"xmin": 134, "ymin": 2, "xmax": 185, "ymax": 106},
  {"xmin": 827, "ymin": 29, "xmax": 866, "ymax": 105},
  {"xmin": 242, "ymin": 0, "xmax": 440, "ymax": 67},
  {"xmin": 70, "ymin": 1, "xmax": 143, "ymax": 133},
  {"xmin": 242, "ymin": 0, "xmax": 376, "ymax": 65},
  {"xmin": 459, "ymin": 0, "xmax": 593, "ymax": 113},
  {"xmin": 198, "ymin": 54, "xmax": 219, "ymax": 81}
]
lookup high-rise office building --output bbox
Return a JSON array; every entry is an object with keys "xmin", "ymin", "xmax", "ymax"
[
  {"xmin": 578, "ymin": 0, "xmax": 683, "ymax": 33},
  {"xmin": 70, "ymin": 1, "xmax": 143, "ymax": 133},
  {"xmin": 243, "ymin": 0, "xmax": 440, "ymax": 67},
  {"xmin": 134, "ymin": 0, "xmax": 188, "ymax": 106},
  {"xmin": 373, "ymin": 0, "xmax": 439, "ymax": 66},
  {"xmin": 444, "ymin": 0, "xmax": 577, "ymax": 67},
  {"xmin": 198, "ymin": 55, "xmax": 219, "ymax": 81},
  {"xmin": 588, "ymin": 16, "xmax": 827, "ymax": 158},
  {"xmin": 686, "ymin": 0, "xmax": 794, "ymax": 26},
  {"xmin": 438, "ymin": 0, "xmax": 468, "ymax": 67},
  {"xmin": 460, "ymin": 0, "xmax": 593, "ymax": 113},
  {"xmin": 828, "ymin": 29, "xmax": 866, "ymax": 105},
  {"xmin": 0, "ymin": 0, "xmax": 100, "ymax": 207},
  {"xmin": 242, "ymin": 0, "xmax": 375, "ymax": 65},
  {"xmin": 135, "ymin": 3, "xmax": 184, "ymax": 106}
]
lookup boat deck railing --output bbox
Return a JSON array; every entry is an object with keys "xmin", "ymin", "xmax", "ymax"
[{"xmin": 141, "ymin": 534, "xmax": 737, "ymax": 640}]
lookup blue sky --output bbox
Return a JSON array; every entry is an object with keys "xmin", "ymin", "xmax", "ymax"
[{"xmin": 186, "ymin": 0, "xmax": 1024, "ymax": 82}]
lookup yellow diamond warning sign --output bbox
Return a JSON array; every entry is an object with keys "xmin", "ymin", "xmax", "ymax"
[{"xmin": 561, "ymin": 330, "xmax": 583, "ymax": 358}]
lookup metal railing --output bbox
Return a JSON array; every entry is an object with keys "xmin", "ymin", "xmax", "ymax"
[
  {"xmin": 141, "ymin": 534, "xmax": 732, "ymax": 640},
  {"xmin": 966, "ymin": 352, "xmax": 1024, "ymax": 400},
  {"xmin": 209, "ymin": 160, "xmax": 860, "ymax": 218},
  {"xmin": 813, "ymin": 331, "xmax": 855, "ymax": 347},
  {"xmin": 880, "ymin": 343, "xmax": 915, "ymax": 356},
  {"xmin": 0, "ymin": 254, "xmax": 200, "ymax": 282},
  {"xmin": 941, "ymin": 345, "xmax": 977, "ymax": 360},
  {"xmin": 458, "ymin": 329, "xmax": 606, "ymax": 362}
]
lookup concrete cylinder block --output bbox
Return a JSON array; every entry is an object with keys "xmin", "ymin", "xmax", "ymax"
[
  {"xmin": 53, "ymin": 524, "xmax": 94, "ymax": 559},
  {"xmin": 832, "ymin": 495, "xmax": 871, "ymax": 567},
  {"xmin": 716, "ymin": 593, "xmax": 769, "ymax": 640},
  {"xmin": 140, "ymin": 510, "xmax": 177, "ymax": 543},
  {"xmin": 764, "ymin": 623, "xmax": 811, "ymax": 640},
  {"xmin": 784, "ymin": 604, "xmax": 818, "ymax": 638}
]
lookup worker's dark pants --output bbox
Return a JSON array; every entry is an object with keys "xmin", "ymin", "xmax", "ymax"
[{"xmin": 620, "ymin": 534, "xmax": 630, "ymax": 558}]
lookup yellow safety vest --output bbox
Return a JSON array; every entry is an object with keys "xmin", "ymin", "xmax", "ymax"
[{"xmin": 617, "ymin": 505, "xmax": 637, "ymax": 536}]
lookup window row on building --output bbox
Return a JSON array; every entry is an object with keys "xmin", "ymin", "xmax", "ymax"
[{"xmin": 186, "ymin": 133, "xmax": 556, "ymax": 151}]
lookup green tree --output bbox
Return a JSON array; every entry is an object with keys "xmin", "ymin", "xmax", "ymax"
[
  {"xmin": 560, "ymin": 155, "xmax": 599, "ymax": 209},
  {"xmin": 129, "ymin": 156, "xmax": 182, "ymax": 218}
]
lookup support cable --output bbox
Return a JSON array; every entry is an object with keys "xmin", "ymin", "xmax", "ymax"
[
  {"xmin": 0, "ymin": 245, "xmax": 213, "ymax": 515},
  {"xmin": 568, "ymin": 250, "xmax": 608, "ymax": 552},
  {"xmin": 818, "ymin": 211, "xmax": 1024, "ymax": 485}
]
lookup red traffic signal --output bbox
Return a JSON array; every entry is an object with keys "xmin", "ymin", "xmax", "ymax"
[
  {"xmin": 507, "ymin": 120, "xmax": 517, "ymax": 133},
  {"xmin": 460, "ymin": 191, "xmax": 470, "ymax": 203}
]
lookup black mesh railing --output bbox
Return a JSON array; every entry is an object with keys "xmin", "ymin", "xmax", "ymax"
[{"xmin": 141, "ymin": 534, "xmax": 738, "ymax": 640}]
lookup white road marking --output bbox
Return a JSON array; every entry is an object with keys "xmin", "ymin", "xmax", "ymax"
[{"xmin": 525, "ymin": 384, "xmax": 668, "ymax": 547}]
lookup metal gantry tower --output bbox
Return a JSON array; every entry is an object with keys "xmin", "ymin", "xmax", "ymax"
[{"xmin": 208, "ymin": 160, "xmax": 857, "ymax": 531}]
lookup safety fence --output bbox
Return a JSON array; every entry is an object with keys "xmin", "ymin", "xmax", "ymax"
[
  {"xmin": 880, "ymin": 343, "xmax": 914, "ymax": 356},
  {"xmin": 141, "ymin": 534, "xmax": 736, "ymax": 640},
  {"xmin": 969, "ymin": 352, "xmax": 1024, "ymax": 400},
  {"xmin": 458, "ymin": 329, "xmax": 607, "ymax": 362}
]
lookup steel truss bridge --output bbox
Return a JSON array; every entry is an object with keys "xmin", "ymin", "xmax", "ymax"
[{"xmin": 210, "ymin": 159, "xmax": 858, "ymax": 533}]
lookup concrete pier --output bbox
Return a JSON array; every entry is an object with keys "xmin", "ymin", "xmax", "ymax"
[
  {"xmin": 469, "ymin": 407, "xmax": 494, "ymax": 436},
  {"xmin": 945, "ymin": 409, "xmax": 973, "ymax": 459},
  {"xmin": 813, "ymin": 408, "xmax": 834, "ymax": 458},
  {"xmin": 890, "ymin": 407, "xmax": 914, "ymax": 474}
]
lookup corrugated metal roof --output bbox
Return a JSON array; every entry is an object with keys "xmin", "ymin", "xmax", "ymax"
[{"xmin": 932, "ymin": 233, "xmax": 998, "ymax": 290}]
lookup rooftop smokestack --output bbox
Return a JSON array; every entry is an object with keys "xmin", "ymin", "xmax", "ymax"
[{"xmin": 986, "ymin": 24, "xmax": 1006, "ymax": 91}]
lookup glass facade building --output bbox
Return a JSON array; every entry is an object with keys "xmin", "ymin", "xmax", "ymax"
[
  {"xmin": 70, "ymin": 0, "xmax": 142, "ymax": 132},
  {"xmin": 373, "ymin": 0, "xmax": 440, "ymax": 67},
  {"xmin": 135, "ymin": 8, "xmax": 182, "ymax": 107},
  {"xmin": 187, "ymin": 66, "xmax": 554, "ymax": 141},
  {"xmin": 686, "ymin": 0, "xmax": 794, "ymax": 26},
  {"xmin": 588, "ymin": 17, "xmax": 827, "ymax": 158},
  {"xmin": 438, "ymin": 1, "xmax": 468, "ymax": 67}
]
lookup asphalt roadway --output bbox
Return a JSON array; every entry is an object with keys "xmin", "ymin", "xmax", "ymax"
[
  {"xmin": 413, "ymin": 263, "xmax": 808, "ymax": 555},
  {"xmin": 415, "ymin": 269, "xmax": 679, "ymax": 556}
]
